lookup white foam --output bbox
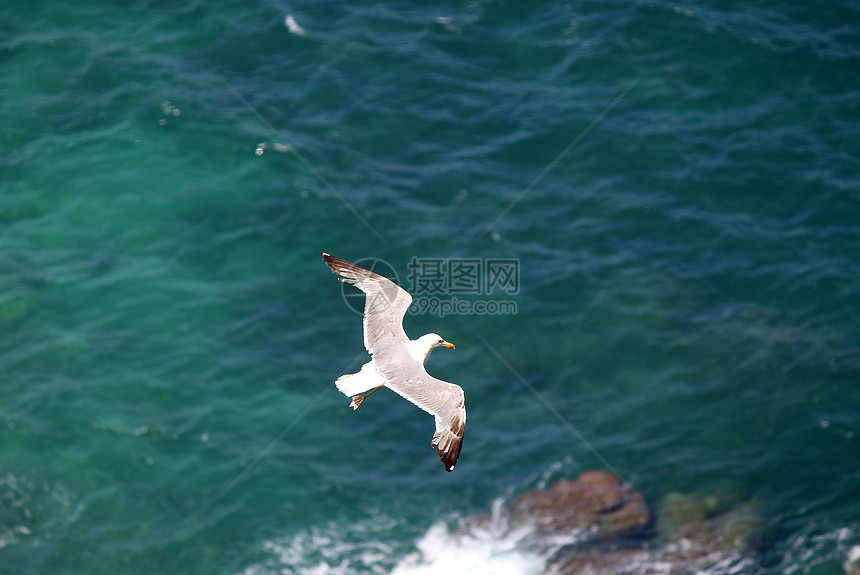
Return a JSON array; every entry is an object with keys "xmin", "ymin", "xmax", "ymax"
[
  {"xmin": 236, "ymin": 501, "xmax": 556, "ymax": 575},
  {"xmin": 845, "ymin": 544, "xmax": 860, "ymax": 573},
  {"xmin": 390, "ymin": 519, "xmax": 545, "ymax": 575},
  {"xmin": 285, "ymin": 15, "xmax": 308, "ymax": 37}
]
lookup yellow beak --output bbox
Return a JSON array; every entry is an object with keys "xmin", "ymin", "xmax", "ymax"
[{"xmin": 442, "ymin": 341, "xmax": 455, "ymax": 349}]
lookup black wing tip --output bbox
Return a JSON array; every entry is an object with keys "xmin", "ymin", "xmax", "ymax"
[
  {"xmin": 433, "ymin": 415, "xmax": 464, "ymax": 472},
  {"xmin": 320, "ymin": 252, "xmax": 354, "ymax": 271},
  {"xmin": 321, "ymin": 253, "xmax": 383, "ymax": 287},
  {"xmin": 439, "ymin": 449, "xmax": 460, "ymax": 472},
  {"xmin": 436, "ymin": 441, "xmax": 463, "ymax": 473},
  {"xmin": 320, "ymin": 252, "xmax": 350, "ymax": 276}
]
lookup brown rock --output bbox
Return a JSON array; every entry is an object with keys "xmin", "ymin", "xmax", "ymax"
[{"xmin": 510, "ymin": 470, "xmax": 651, "ymax": 539}]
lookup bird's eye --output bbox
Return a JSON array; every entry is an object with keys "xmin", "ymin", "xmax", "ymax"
[{"xmin": 438, "ymin": 339, "xmax": 444, "ymax": 345}]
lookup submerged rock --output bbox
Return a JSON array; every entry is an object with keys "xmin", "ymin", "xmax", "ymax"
[
  {"xmin": 657, "ymin": 487, "xmax": 763, "ymax": 554},
  {"xmin": 657, "ymin": 491, "xmax": 709, "ymax": 538}
]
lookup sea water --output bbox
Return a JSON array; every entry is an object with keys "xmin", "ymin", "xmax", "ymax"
[{"xmin": 1, "ymin": 1, "xmax": 859, "ymax": 574}]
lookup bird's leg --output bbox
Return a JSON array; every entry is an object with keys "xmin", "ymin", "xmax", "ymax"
[{"xmin": 349, "ymin": 386, "xmax": 383, "ymax": 410}]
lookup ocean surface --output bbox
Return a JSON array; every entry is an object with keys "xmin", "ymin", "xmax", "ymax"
[{"xmin": 2, "ymin": 1, "xmax": 859, "ymax": 574}]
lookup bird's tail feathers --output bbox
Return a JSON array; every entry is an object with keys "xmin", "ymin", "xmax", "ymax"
[{"xmin": 335, "ymin": 362, "xmax": 384, "ymax": 397}]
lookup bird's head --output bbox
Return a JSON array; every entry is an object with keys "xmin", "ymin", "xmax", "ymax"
[
  {"xmin": 427, "ymin": 333, "xmax": 455, "ymax": 350},
  {"xmin": 413, "ymin": 333, "xmax": 455, "ymax": 364}
]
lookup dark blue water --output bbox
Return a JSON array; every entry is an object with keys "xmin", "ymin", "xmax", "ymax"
[{"xmin": 2, "ymin": 1, "xmax": 859, "ymax": 574}]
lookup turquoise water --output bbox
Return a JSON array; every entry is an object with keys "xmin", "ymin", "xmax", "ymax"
[{"xmin": 2, "ymin": 1, "xmax": 859, "ymax": 573}]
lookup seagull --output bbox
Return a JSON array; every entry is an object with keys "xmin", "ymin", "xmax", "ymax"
[{"xmin": 321, "ymin": 253, "xmax": 466, "ymax": 472}]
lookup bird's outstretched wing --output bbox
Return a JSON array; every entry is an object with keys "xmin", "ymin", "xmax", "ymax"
[
  {"xmin": 321, "ymin": 253, "xmax": 412, "ymax": 356},
  {"xmin": 380, "ymin": 363, "xmax": 466, "ymax": 472}
]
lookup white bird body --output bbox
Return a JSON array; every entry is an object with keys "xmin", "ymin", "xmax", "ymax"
[{"xmin": 322, "ymin": 253, "xmax": 466, "ymax": 472}]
